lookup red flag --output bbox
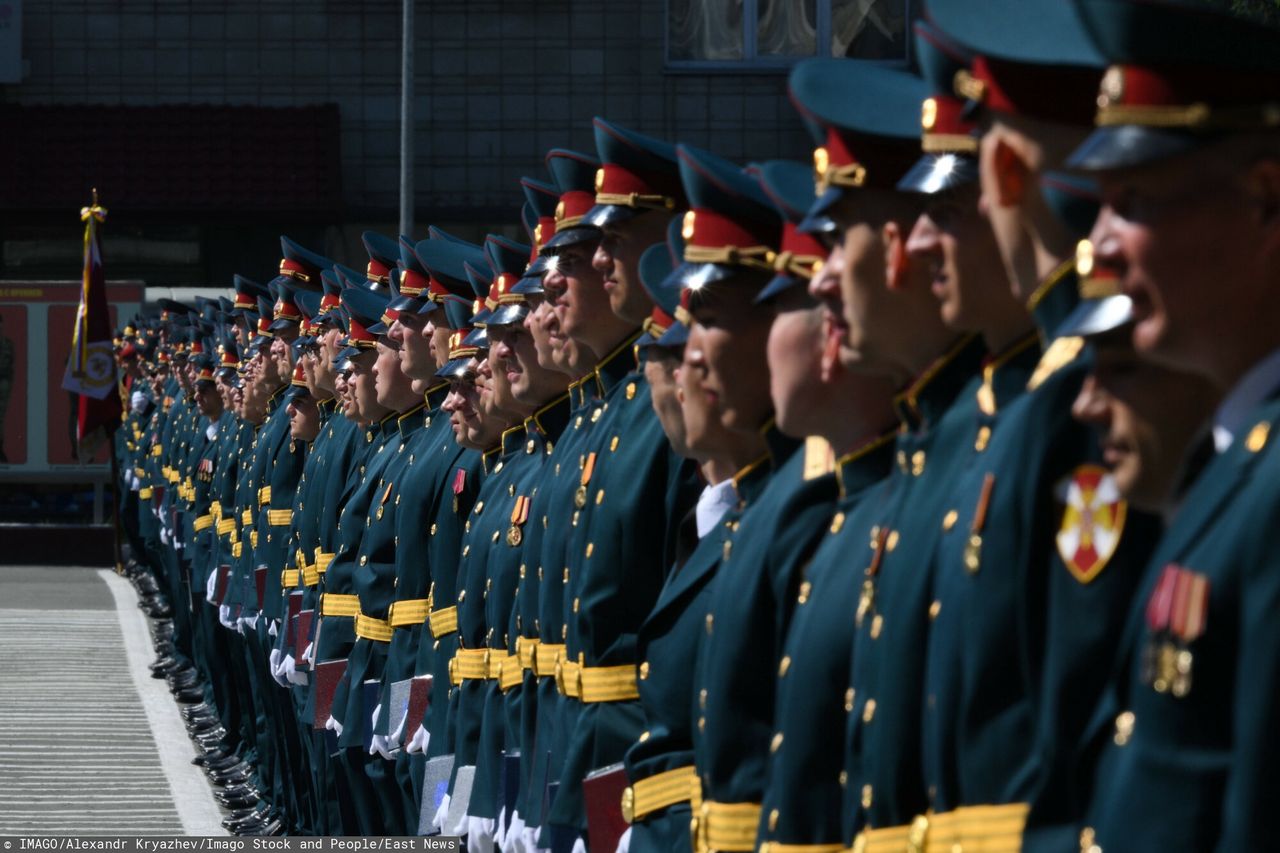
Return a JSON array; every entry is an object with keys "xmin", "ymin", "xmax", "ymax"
[{"xmin": 62, "ymin": 190, "xmax": 121, "ymax": 449}]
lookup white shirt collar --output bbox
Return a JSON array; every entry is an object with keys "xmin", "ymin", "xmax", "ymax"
[
  {"xmin": 695, "ymin": 479, "xmax": 738, "ymax": 539},
  {"xmin": 1213, "ymin": 347, "xmax": 1280, "ymax": 452}
]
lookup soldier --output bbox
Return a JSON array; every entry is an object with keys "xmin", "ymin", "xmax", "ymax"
[
  {"xmin": 885, "ymin": 2, "xmax": 1162, "ymax": 847},
  {"xmin": 546, "ymin": 120, "xmax": 702, "ymax": 849},
  {"xmin": 662, "ymin": 142, "xmax": 838, "ymax": 853},
  {"xmin": 1059, "ymin": 2, "xmax": 1280, "ymax": 849}
]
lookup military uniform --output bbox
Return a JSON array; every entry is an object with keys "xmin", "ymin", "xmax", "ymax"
[{"xmin": 1059, "ymin": 6, "xmax": 1280, "ymax": 849}]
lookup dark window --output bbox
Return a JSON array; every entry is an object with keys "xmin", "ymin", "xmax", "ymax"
[{"xmin": 667, "ymin": 0, "xmax": 914, "ymax": 70}]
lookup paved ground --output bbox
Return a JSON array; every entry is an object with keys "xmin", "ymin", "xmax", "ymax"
[{"xmin": 0, "ymin": 566, "xmax": 225, "ymax": 835}]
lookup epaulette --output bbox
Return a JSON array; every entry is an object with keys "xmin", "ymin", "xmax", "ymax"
[{"xmin": 1027, "ymin": 335, "xmax": 1085, "ymax": 392}]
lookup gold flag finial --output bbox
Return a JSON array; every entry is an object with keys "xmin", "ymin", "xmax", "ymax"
[{"xmin": 81, "ymin": 188, "xmax": 108, "ymax": 224}]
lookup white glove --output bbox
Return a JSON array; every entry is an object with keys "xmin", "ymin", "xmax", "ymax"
[
  {"xmin": 285, "ymin": 656, "xmax": 308, "ymax": 686},
  {"xmin": 570, "ymin": 836, "xmax": 586, "ymax": 853},
  {"xmin": 159, "ymin": 527, "xmax": 170, "ymax": 546},
  {"xmin": 370, "ymin": 734, "xmax": 395, "ymax": 760},
  {"xmin": 269, "ymin": 648, "xmax": 289, "ymax": 688},
  {"xmin": 406, "ymin": 723, "xmax": 429, "ymax": 755},
  {"xmin": 432, "ymin": 793, "xmax": 451, "ymax": 832},
  {"xmin": 615, "ymin": 827, "xmax": 631, "ymax": 853},
  {"xmin": 240, "ymin": 612, "xmax": 259, "ymax": 632},
  {"xmin": 520, "ymin": 824, "xmax": 547, "ymax": 853},
  {"xmin": 301, "ymin": 642, "xmax": 314, "ymax": 665},
  {"xmin": 466, "ymin": 816, "xmax": 496, "ymax": 852},
  {"xmin": 268, "ymin": 619, "xmax": 279, "ymax": 638},
  {"xmin": 502, "ymin": 811, "xmax": 526, "ymax": 853},
  {"xmin": 495, "ymin": 807, "xmax": 508, "ymax": 849},
  {"xmin": 205, "ymin": 569, "xmax": 218, "ymax": 603},
  {"xmin": 325, "ymin": 713, "xmax": 343, "ymax": 737},
  {"xmin": 218, "ymin": 605, "xmax": 235, "ymax": 628}
]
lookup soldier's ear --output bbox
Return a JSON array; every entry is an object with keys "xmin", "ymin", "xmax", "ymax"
[
  {"xmin": 991, "ymin": 136, "xmax": 1029, "ymax": 208},
  {"xmin": 882, "ymin": 220, "xmax": 909, "ymax": 291}
]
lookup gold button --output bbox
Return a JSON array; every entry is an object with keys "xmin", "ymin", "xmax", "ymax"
[
  {"xmin": 869, "ymin": 525, "xmax": 881, "ymax": 546},
  {"xmin": 596, "ymin": 489, "xmax": 605, "ymax": 505},
  {"xmin": 526, "ymin": 439, "xmax": 535, "ymax": 454},
  {"xmin": 911, "ymin": 450, "xmax": 925, "ymax": 476},
  {"xmin": 563, "ymin": 567, "xmax": 569, "ymax": 582},
  {"xmin": 770, "ymin": 732, "xmax": 784, "ymax": 753},
  {"xmin": 639, "ymin": 661, "xmax": 650, "ymax": 680},
  {"xmin": 886, "ymin": 530, "xmax": 899, "ymax": 551},
  {"xmin": 896, "ymin": 451, "xmax": 907, "ymax": 473},
  {"xmin": 698, "ymin": 716, "xmax": 706, "ymax": 732},
  {"xmin": 359, "ymin": 555, "xmax": 367, "ymax": 565},
  {"xmin": 870, "ymin": 614, "xmax": 884, "ymax": 639},
  {"xmin": 929, "ymin": 600, "xmax": 941, "ymax": 620},
  {"xmin": 610, "ymin": 436, "xmax": 619, "ymax": 451},
  {"xmin": 863, "ymin": 699, "xmax": 876, "ymax": 723},
  {"xmin": 975, "ymin": 425, "xmax": 992, "ymax": 452},
  {"xmin": 458, "ymin": 590, "xmax": 466, "ymax": 602},
  {"xmin": 585, "ymin": 543, "xmax": 594, "ymax": 558},
  {"xmin": 1080, "ymin": 827, "xmax": 1101, "ymax": 853},
  {"xmin": 572, "ymin": 597, "xmax": 580, "ymax": 613},
  {"xmin": 519, "ymin": 565, "xmax": 526, "ymax": 578},
  {"xmin": 768, "ymin": 809, "xmax": 779, "ymax": 832},
  {"xmin": 797, "ymin": 581, "xmax": 812, "ymax": 604},
  {"xmin": 838, "ymin": 770, "xmax": 847, "ymax": 787},
  {"xmin": 778, "ymin": 656, "xmax": 791, "ymax": 677},
  {"xmin": 699, "ymin": 688, "xmax": 708, "ymax": 709},
  {"xmin": 830, "ymin": 512, "xmax": 845, "ymax": 534},
  {"xmin": 861, "ymin": 784, "xmax": 873, "ymax": 809},
  {"xmin": 1114, "ymin": 711, "xmax": 1135, "ymax": 746},
  {"xmin": 638, "ymin": 730, "xmax": 650, "ymax": 742},
  {"xmin": 475, "ymin": 501, "xmax": 484, "ymax": 514},
  {"xmin": 626, "ymin": 382, "xmax": 636, "ymax": 400},
  {"xmin": 723, "ymin": 540, "xmax": 733, "ymax": 561},
  {"xmin": 705, "ymin": 613, "xmax": 714, "ymax": 634},
  {"xmin": 462, "ymin": 544, "xmax": 471, "ymax": 556},
  {"xmin": 844, "ymin": 687, "xmax": 855, "ymax": 712},
  {"xmin": 1246, "ymin": 422, "xmax": 1270, "ymax": 453},
  {"xmin": 942, "ymin": 510, "xmax": 958, "ymax": 531}
]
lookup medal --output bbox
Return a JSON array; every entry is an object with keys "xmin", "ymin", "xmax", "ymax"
[{"xmin": 964, "ymin": 473, "xmax": 995, "ymax": 575}]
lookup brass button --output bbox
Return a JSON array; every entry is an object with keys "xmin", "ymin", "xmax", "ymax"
[
  {"xmin": 778, "ymin": 656, "xmax": 791, "ymax": 677},
  {"xmin": 1114, "ymin": 711, "xmax": 1135, "ymax": 746},
  {"xmin": 638, "ymin": 730, "xmax": 650, "ymax": 742},
  {"xmin": 572, "ymin": 597, "xmax": 580, "ymax": 613},
  {"xmin": 844, "ymin": 687, "xmax": 855, "ymax": 712},
  {"xmin": 359, "ymin": 555, "xmax": 367, "ymax": 565},
  {"xmin": 585, "ymin": 542, "xmax": 594, "ymax": 558},
  {"xmin": 768, "ymin": 809, "xmax": 779, "ymax": 832},
  {"xmin": 797, "ymin": 581, "xmax": 812, "ymax": 604},
  {"xmin": 861, "ymin": 784, "xmax": 872, "ymax": 809},
  {"xmin": 863, "ymin": 698, "xmax": 876, "ymax": 723},
  {"xmin": 639, "ymin": 661, "xmax": 650, "ymax": 680},
  {"xmin": 705, "ymin": 613, "xmax": 714, "ymax": 635},
  {"xmin": 698, "ymin": 716, "xmax": 706, "ymax": 732},
  {"xmin": 830, "ymin": 512, "xmax": 845, "ymax": 534},
  {"xmin": 838, "ymin": 770, "xmax": 847, "ymax": 787},
  {"xmin": 929, "ymin": 600, "xmax": 942, "ymax": 620},
  {"xmin": 870, "ymin": 614, "xmax": 884, "ymax": 639},
  {"xmin": 770, "ymin": 732, "xmax": 783, "ymax": 753},
  {"xmin": 1080, "ymin": 827, "xmax": 1101, "ymax": 853},
  {"xmin": 942, "ymin": 509, "xmax": 958, "ymax": 531},
  {"xmin": 699, "ymin": 688, "xmax": 707, "ymax": 709},
  {"xmin": 975, "ymin": 425, "xmax": 992, "ymax": 452},
  {"xmin": 886, "ymin": 530, "xmax": 899, "ymax": 551}
]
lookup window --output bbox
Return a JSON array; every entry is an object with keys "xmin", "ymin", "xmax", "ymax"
[{"xmin": 666, "ymin": 0, "xmax": 915, "ymax": 70}]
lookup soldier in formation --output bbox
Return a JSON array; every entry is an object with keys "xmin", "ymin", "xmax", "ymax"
[{"xmin": 112, "ymin": 1, "xmax": 1280, "ymax": 849}]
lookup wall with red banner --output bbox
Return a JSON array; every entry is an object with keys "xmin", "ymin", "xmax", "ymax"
[{"xmin": 0, "ymin": 281, "xmax": 143, "ymax": 476}]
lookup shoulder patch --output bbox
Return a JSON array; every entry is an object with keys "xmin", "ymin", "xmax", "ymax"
[
  {"xmin": 1027, "ymin": 336, "xmax": 1085, "ymax": 392},
  {"xmin": 1055, "ymin": 464, "xmax": 1127, "ymax": 584},
  {"xmin": 803, "ymin": 436, "xmax": 836, "ymax": 480}
]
